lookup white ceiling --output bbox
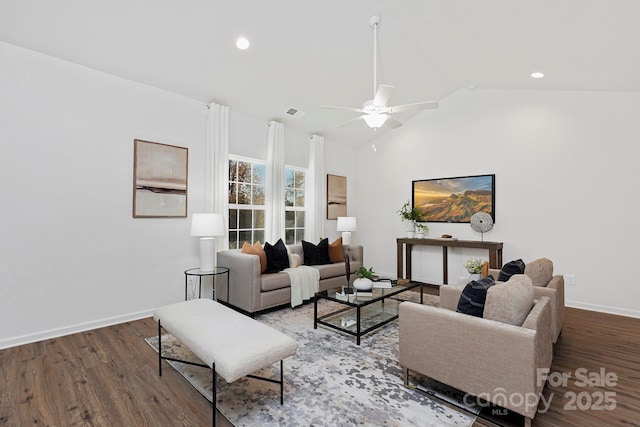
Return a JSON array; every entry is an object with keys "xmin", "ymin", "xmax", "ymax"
[{"xmin": 2, "ymin": 0, "xmax": 639, "ymax": 147}]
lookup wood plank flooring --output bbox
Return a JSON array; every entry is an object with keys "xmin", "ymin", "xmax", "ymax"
[{"xmin": 1, "ymin": 303, "xmax": 639, "ymax": 426}]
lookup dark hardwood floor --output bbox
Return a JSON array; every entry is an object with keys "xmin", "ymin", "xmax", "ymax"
[{"xmin": 1, "ymin": 300, "xmax": 639, "ymax": 426}]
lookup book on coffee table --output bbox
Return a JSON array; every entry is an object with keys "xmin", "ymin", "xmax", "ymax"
[{"xmin": 373, "ymin": 279, "xmax": 397, "ymax": 289}]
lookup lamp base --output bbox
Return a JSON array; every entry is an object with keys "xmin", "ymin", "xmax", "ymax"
[
  {"xmin": 199, "ymin": 237, "xmax": 216, "ymax": 272},
  {"xmin": 341, "ymin": 231, "xmax": 352, "ymax": 246}
]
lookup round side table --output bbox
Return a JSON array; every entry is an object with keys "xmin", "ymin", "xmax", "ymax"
[{"xmin": 184, "ymin": 267, "xmax": 230, "ymax": 301}]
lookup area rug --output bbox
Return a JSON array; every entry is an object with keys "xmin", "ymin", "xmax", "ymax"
[{"xmin": 145, "ymin": 295, "xmax": 475, "ymax": 426}]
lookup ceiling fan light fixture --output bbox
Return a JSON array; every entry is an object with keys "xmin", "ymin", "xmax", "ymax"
[
  {"xmin": 363, "ymin": 112, "xmax": 388, "ymax": 128},
  {"xmin": 236, "ymin": 37, "xmax": 250, "ymax": 50}
]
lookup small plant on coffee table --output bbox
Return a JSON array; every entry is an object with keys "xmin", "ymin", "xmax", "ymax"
[{"xmin": 356, "ymin": 266, "xmax": 375, "ymax": 279}]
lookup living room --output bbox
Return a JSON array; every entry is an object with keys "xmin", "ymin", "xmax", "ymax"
[{"xmin": 1, "ymin": 1, "xmax": 639, "ymax": 426}]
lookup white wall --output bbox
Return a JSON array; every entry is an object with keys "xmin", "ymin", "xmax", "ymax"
[
  {"xmin": 0, "ymin": 42, "xmax": 360, "ymax": 348},
  {"xmin": 0, "ymin": 42, "xmax": 207, "ymax": 348},
  {"xmin": 356, "ymin": 88, "xmax": 640, "ymax": 317}
]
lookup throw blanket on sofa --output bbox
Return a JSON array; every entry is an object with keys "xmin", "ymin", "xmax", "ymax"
[{"xmin": 284, "ymin": 266, "xmax": 320, "ymax": 308}]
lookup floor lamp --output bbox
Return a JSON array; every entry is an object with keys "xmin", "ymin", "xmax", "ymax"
[{"xmin": 190, "ymin": 213, "xmax": 225, "ymax": 272}]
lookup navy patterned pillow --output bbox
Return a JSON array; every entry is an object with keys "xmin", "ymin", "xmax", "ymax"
[
  {"xmin": 498, "ymin": 259, "xmax": 526, "ymax": 282},
  {"xmin": 457, "ymin": 276, "xmax": 496, "ymax": 317}
]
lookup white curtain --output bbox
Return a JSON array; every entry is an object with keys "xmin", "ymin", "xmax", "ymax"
[
  {"xmin": 306, "ymin": 134, "xmax": 325, "ymax": 241},
  {"xmin": 265, "ymin": 121, "xmax": 286, "ymax": 243},
  {"xmin": 206, "ymin": 102, "xmax": 230, "ymax": 250}
]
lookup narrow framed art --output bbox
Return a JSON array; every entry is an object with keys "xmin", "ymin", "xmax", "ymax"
[
  {"xmin": 326, "ymin": 174, "xmax": 347, "ymax": 219},
  {"xmin": 133, "ymin": 139, "xmax": 188, "ymax": 218}
]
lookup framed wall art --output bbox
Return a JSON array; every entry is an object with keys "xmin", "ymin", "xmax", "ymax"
[
  {"xmin": 326, "ymin": 174, "xmax": 347, "ymax": 219},
  {"xmin": 412, "ymin": 174, "xmax": 495, "ymax": 223},
  {"xmin": 133, "ymin": 139, "xmax": 188, "ymax": 218}
]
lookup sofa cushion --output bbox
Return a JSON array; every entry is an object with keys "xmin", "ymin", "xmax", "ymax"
[
  {"xmin": 302, "ymin": 238, "xmax": 332, "ymax": 266},
  {"xmin": 260, "ymin": 272, "xmax": 292, "ymax": 292},
  {"xmin": 328, "ymin": 237, "xmax": 345, "ymax": 263},
  {"xmin": 498, "ymin": 258, "xmax": 525, "ymax": 282},
  {"xmin": 524, "ymin": 258, "xmax": 553, "ymax": 287},
  {"xmin": 241, "ymin": 241, "xmax": 267, "ymax": 273},
  {"xmin": 484, "ymin": 275, "xmax": 534, "ymax": 326},
  {"xmin": 264, "ymin": 239, "xmax": 290, "ymax": 273},
  {"xmin": 456, "ymin": 276, "xmax": 496, "ymax": 317}
]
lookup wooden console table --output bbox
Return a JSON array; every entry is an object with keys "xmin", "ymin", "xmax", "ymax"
[{"xmin": 397, "ymin": 238, "xmax": 503, "ymax": 284}]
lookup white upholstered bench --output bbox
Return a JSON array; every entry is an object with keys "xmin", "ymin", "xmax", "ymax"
[{"xmin": 153, "ymin": 299, "xmax": 298, "ymax": 426}]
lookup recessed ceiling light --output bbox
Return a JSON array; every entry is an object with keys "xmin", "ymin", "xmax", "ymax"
[
  {"xmin": 531, "ymin": 72, "xmax": 545, "ymax": 79},
  {"xmin": 236, "ymin": 37, "xmax": 250, "ymax": 50}
]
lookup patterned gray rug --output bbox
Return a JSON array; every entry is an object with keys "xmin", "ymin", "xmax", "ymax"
[{"xmin": 145, "ymin": 295, "xmax": 475, "ymax": 426}]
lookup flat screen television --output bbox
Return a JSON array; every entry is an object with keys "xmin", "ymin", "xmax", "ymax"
[{"xmin": 412, "ymin": 174, "xmax": 495, "ymax": 223}]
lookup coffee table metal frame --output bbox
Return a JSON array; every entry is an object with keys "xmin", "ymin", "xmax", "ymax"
[{"xmin": 313, "ymin": 282, "xmax": 423, "ymax": 345}]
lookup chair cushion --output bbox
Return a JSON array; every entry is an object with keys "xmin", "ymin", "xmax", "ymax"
[
  {"xmin": 302, "ymin": 238, "xmax": 332, "ymax": 266},
  {"xmin": 456, "ymin": 276, "xmax": 496, "ymax": 317},
  {"xmin": 241, "ymin": 241, "xmax": 267, "ymax": 273},
  {"xmin": 484, "ymin": 275, "xmax": 534, "ymax": 326},
  {"xmin": 264, "ymin": 238, "xmax": 290, "ymax": 273},
  {"xmin": 525, "ymin": 258, "xmax": 554, "ymax": 287},
  {"xmin": 498, "ymin": 258, "xmax": 526, "ymax": 282}
]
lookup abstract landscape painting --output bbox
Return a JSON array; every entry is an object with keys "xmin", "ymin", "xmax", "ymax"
[
  {"xmin": 133, "ymin": 139, "xmax": 188, "ymax": 218},
  {"xmin": 412, "ymin": 174, "xmax": 494, "ymax": 223}
]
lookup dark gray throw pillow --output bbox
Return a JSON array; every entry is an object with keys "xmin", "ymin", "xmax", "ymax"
[
  {"xmin": 264, "ymin": 238, "xmax": 290, "ymax": 273},
  {"xmin": 302, "ymin": 238, "xmax": 332, "ymax": 266},
  {"xmin": 498, "ymin": 259, "xmax": 526, "ymax": 282},
  {"xmin": 456, "ymin": 276, "xmax": 496, "ymax": 317}
]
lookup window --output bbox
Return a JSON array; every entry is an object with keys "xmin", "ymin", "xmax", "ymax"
[
  {"xmin": 284, "ymin": 167, "xmax": 305, "ymax": 245},
  {"xmin": 228, "ymin": 157, "xmax": 266, "ymax": 249}
]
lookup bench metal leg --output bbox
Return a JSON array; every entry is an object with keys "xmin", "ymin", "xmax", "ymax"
[
  {"xmin": 212, "ymin": 363, "xmax": 216, "ymax": 427},
  {"xmin": 158, "ymin": 320, "xmax": 162, "ymax": 377}
]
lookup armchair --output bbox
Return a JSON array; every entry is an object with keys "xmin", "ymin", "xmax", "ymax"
[
  {"xmin": 399, "ymin": 284, "xmax": 553, "ymax": 426},
  {"xmin": 489, "ymin": 257, "xmax": 564, "ymax": 343}
]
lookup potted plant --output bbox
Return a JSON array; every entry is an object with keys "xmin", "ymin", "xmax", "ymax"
[
  {"xmin": 465, "ymin": 258, "xmax": 484, "ymax": 281},
  {"xmin": 415, "ymin": 222, "xmax": 429, "ymax": 238},
  {"xmin": 354, "ymin": 266, "xmax": 375, "ymax": 291},
  {"xmin": 398, "ymin": 200, "xmax": 422, "ymax": 237}
]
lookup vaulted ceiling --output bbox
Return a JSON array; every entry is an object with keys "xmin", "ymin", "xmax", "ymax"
[{"xmin": 2, "ymin": 0, "xmax": 639, "ymax": 147}]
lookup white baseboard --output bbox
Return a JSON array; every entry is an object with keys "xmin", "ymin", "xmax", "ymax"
[
  {"xmin": 566, "ymin": 300, "xmax": 640, "ymax": 319},
  {"xmin": 0, "ymin": 309, "xmax": 155, "ymax": 350}
]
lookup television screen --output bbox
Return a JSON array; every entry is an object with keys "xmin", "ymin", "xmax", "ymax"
[{"xmin": 412, "ymin": 174, "xmax": 495, "ymax": 223}]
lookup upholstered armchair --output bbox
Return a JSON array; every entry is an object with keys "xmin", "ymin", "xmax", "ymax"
[
  {"xmin": 399, "ymin": 276, "xmax": 554, "ymax": 427},
  {"xmin": 489, "ymin": 257, "xmax": 565, "ymax": 343}
]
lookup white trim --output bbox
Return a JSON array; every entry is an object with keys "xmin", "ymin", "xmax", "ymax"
[
  {"xmin": 566, "ymin": 300, "xmax": 640, "ymax": 319},
  {"xmin": 0, "ymin": 309, "xmax": 154, "ymax": 350}
]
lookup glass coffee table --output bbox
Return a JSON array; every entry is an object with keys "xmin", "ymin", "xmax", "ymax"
[{"xmin": 314, "ymin": 282, "xmax": 423, "ymax": 345}]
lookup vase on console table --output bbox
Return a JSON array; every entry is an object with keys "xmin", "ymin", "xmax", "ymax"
[{"xmin": 468, "ymin": 273, "xmax": 482, "ymax": 282}]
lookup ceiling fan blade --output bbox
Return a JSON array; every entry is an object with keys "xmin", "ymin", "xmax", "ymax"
[
  {"xmin": 388, "ymin": 101, "xmax": 439, "ymax": 113},
  {"xmin": 335, "ymin": 115, "xmax": 365, "ymax": 128},
  {"xmin": 373, "ymin": 84, "xmax": 394, "ymax": 106},
  {"xmin": 320, "ymin": 105, "xmax": 367, "ymax": 114},
  {"xmin": 385, "ymin": 116, "xmax": 403, "ymax": 128}
]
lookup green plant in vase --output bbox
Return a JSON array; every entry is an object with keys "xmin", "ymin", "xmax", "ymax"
[
  {"xmin": 415, "ymin": 222, "xmax": 429, "ymax": 238},
  {"xmin": 398, "ymin": 200, "xmax": 423, "ymax": 237},
  {"xmin": 354, "ymin": 266, "xmax": 375, "ymax": 291},
  {"xmin": 465, "ymin": 258, "xmax": 484, "ymax": 280}
]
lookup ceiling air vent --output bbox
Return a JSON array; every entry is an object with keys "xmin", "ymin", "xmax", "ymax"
[{"xmin": 285, "ymin": 107, "xmax": 306, "ymax": 118}]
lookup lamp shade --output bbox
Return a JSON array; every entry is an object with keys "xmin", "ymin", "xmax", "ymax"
[
  {"xmin": 190, "ymin": 213, "xmax": 225, "ymax": 237},
  {"xmin": 336, "ymin": 217, "xmax": 357, "ymax": 232}
]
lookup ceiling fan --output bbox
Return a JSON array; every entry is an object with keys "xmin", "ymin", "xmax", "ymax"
[{"xmin": 321, "ymin": 14, "xmax": 439, "ymax": 130}]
